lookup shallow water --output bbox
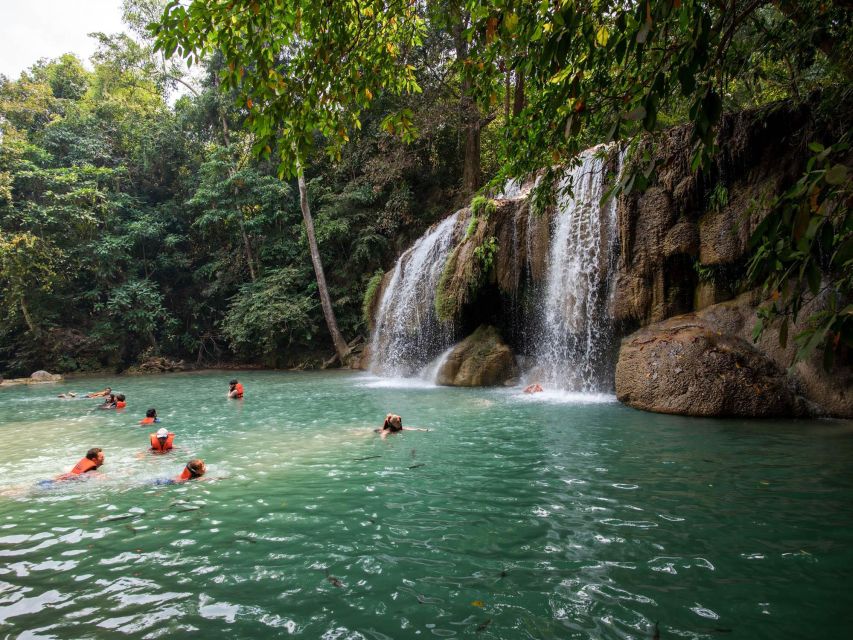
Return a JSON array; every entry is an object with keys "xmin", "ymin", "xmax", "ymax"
[{"xmin": 1, "ymin": 371, "xmax": 852, "ymax": 638}]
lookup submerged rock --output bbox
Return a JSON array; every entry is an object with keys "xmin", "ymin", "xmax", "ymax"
[
  {"xmin": 615, "ymin": 314, "xmax": 811, "ymax": 418},
  {"xmin": 436, "ymin": 325, "xmax": 518, "ymax": 387}
]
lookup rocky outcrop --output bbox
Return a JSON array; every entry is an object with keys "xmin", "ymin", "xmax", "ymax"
[
  {"xmin": 435, "ymin": 325, "xmax": 518, "ymax": 387},
  {"xmin": 616, "ymin": 314, "xmax": 811, "ymax": 417},
  {"xmin": 30, "ymin": 370, "xmax": 62, "ymax": 382},
  {"xmin": 616, "ymin": 291, "xmax": 853, "ymax": 418}
]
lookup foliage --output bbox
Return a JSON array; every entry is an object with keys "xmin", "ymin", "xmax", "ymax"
[
  {"xmin": 465, "ymin": 0, "xmax": 853, "ymax": 184},
  {"xmin": 471, "ymin": 194, "xmax": 496, "ymax": 217},
  {"xmin": 473, "ymin": 235, "xmax": 498, "ymax": 274},
  {"xmin": 748, "ymin": 137, "xmax": 852, "ymax": 369},
  {"xmin": 221, "ymin": 268, "xmax": 316, "ymax": 364},
  {"xmin": 151, "ymin": 0, "xmax": 426, "ymax": 174},
  {"xmin": 362, "ymin": 269, "xmax": 385, "ymax": 329}
]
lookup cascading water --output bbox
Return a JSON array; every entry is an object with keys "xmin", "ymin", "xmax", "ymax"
[
  {"xmin": 534, "ymin": 145, "xmax": 620, "ymax": 392},
  {"xmin": 369, "ymin": 211, "xmax": 465, "ymax": 378}
]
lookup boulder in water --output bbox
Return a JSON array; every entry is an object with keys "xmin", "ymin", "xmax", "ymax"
[
  {"xmin": 615, "ymin": 314, "xmax": 811, "ymax": 418},
  {"xmin": 436, "ymin": 325, "xmax": 518, "ymax": 387},
  {"xmin": 30, "ymin": 370, "xmax": 62, "ymax": 382}
]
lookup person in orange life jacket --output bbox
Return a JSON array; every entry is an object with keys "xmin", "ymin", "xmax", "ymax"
[
  {"xmin": 375, "ymin": 413, "xmax": 429, "ymax": 439},
  {"xmin": 115, "ymin": 394, "xmax": 126, "ymax": 409},
  {"xmin": 150, "ymin": 427, "xmax": 175, "ymax": 453},
  {"xmin": 177, "ymin": 459, "xmax": 206, "ymax": 482},
  {"xmin": 139, "ymin": 408, "xmax": 160, "ymax": 425},
  {"xmin": 228, "ymin": 379, "xmax": 244, "ymax": 399},
  {"xmin": 57, "ymin": 447, "xmax": 105, "ymax": 480}
]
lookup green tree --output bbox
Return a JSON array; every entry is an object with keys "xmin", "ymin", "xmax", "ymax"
[{"xmin": 151, "ymin": 0, "xmax": 426, "ymax": 362}]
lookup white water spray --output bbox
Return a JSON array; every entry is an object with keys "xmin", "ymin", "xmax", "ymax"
[
  {"xmin": 369, "ymin": 211, "xmax": 465, "ymax": 378},
  {"xmin": 534, "ymin": 145, "xmax": 620, "ymax": 392}
]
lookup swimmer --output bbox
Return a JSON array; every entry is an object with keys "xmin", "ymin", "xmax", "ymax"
[
  {"xmin": 85, "ymin": 387, "xmax": 112, "ymax": 398},
  {"xmin": 227, "ymin": 378, "xmax": 244, "ymax": 399},
  {"xmin": 139, "ymin": 408, "xmax": 160, "ymax": 424},
  {"xmin": 177, "ymin": 459, "xmax": 206, "ymax": 482},
  {"xmin": 523, "ymin": 383, "xmax": 543, "ymax": 394},
  {"xmin": 150, "ymin": 427, "xmax": 175, "ymax": 453},
  {"xmin": 56, "ymin": 447, "xmax": 105, "ymax": 480},
  {"xmin": 375, "ymin": 413, "xmax": 429, "ymax": 439},
  {"xmin": 115, "ymin": 394, "xmax": 126, "ymax": 409},
  {"xmin": 57, "ymin": 391, "xmax": 78, "ymax": 399},
  {"xmin": 97, "ymin": 394, "xmax": 117, "ymax": 409}
]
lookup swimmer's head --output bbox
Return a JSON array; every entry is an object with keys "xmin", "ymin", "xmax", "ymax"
[
  {"xmin": 146, "ymin": 408, "xmax": 157, "ymax": 418},
  {"xmin": 86, "ymin": 447, "xmax": 105, "ymax": 467},
  {"xmin": 116, "ymin": 394, "xmax": 125, "ymax": 402},
  {"xmin": 186, "ymin": 459, "xmax": 206, "ymax": 478},
  {"xmin": 384, "ymin": 414, "xmax": 403, "ymax": 431}
]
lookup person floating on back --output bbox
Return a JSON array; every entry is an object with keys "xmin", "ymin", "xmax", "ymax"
[
  {"xmin": 375, "ymin": 413, "xmax": 429, "ymax": 439},
  {"xmin": 85, "ymin": 387, "xmax": 111, "ymax": 398},
  {"xmin": 139, "ymin": 408, "xmax": 160, "ymax": 424},
  {"xmin": 56, "ymin": 447, "xmax": 105, "ymax": 480},
  {"xmin": 227, "ymin": 379, "xmax": 244, "ymax": 399},
  {"xmin": 150, "ymin": 427, "xmax": 175, "ymax": 453},
  {"xmin": 177, "ymin": 459, "xmax": 206, "ymax": 481}
]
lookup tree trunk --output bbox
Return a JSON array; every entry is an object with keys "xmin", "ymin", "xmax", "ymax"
[
  {"xmin": 296, "ymin": 164, "xmax": 350, "ymax": 363},
  {"xmin": 453, "ymin": 10, "xmax": 482, "ymax": 195},
  {"xmin": 461, "ymin": 103, "xmax": 482, "ymax": 194},
  {"xmin": 20, "ymin": 297, "xmax": 38, "ymax": 335},
  {"xmin": 237, "ymin": 209, "xmax": 257, "ymax": 282},
  {"xmin": 513, "ymin": 71, "xmax": 525, "ymax": 117}
]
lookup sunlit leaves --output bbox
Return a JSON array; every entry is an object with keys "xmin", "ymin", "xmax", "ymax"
[{"xmin": 151, "ymin": 0, "xmax": 426, "ymax": 175}]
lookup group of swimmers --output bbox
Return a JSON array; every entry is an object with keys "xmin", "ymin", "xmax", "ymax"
[
  {"xmin": 57, "ymin": 386, "xmax": 127, "ymax": 408},
  {"xmin": 53, "ymin": 377, "xmax": 428, "ymax": 486},
  {"xmin": 52, "ymin": 380, "xmax": 236, "ymax": 486}
]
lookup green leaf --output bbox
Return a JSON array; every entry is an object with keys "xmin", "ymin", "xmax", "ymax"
[{"xmin": 825, "ymin": 164, "xmax": 849, "ymax": 185}]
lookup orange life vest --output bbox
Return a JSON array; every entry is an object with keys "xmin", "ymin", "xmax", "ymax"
[
  {"xmin": 116, "ymin": 401, "xmax": 126, "ymax": 409},
  {"xmin": 70, "ymin": 457, "xmax": 98, "ymax": 475},
  {"xmin": 140, "ymin": 417, "xmax": 155, "ymax": 425},
  {"xmin": 233, "ymin": 383, "xmax": 244, "ymax": 398},
  {"xmin": 178, "ymin": 466, "xmax": 192, "ymax": 481},
  {"xmin": 150, "ymin": 433, "xmax": 175, "ymax": 452}
]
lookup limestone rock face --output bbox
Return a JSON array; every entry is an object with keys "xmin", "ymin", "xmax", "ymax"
[
  {"xmin": 616, "ymin": 315, "xmax": 809, "ymax": 417},
  {"xmin": 30, "ymin": 370, "xmax": 61, "ymax": 382},
  {"xmin": 436, "ymin": 325, "xmax": 518, "ymax": 387}
]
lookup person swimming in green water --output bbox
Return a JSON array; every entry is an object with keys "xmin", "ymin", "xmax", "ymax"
[{"xmin": 375, "ymin": 414, "xmax": 429, "ymax": 439}]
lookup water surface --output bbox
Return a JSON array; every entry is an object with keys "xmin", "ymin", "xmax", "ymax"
[{"xmin": 1, "ymin": 371, "xmax": 851, "ymax": 638}]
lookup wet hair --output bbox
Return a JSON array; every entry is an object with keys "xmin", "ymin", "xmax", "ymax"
[
  {"xmin": 229, "ymin": 379, "xmax": 238, "ymax": 385},
  {"xmin": 146, "ymin": 408, "xmax": 157, "ymax": 418},
  {"xmin": 105, "ymin": 387, "xmax": 112, "ymax": 393},
  {"xmin": 383, "ymin": 414, "xmax": 403, "ymax": 432},
  {"xmin": 86, "ymin": 447, "xmax": 103, "ymax": 461},
  {"xmin": 186, "ymin": 459, "xmax": 205, "ymax": 478},
  {"xmin": 116, "ymin": 394, "xmax": 125, "ymax": 401}
]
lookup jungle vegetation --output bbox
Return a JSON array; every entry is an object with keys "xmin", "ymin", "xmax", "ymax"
[{"xmin": 0, "ymin": 0, "xmax": 850, "ymax": 375}]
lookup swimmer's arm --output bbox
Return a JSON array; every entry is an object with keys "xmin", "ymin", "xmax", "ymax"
[{"xmin": 404, "ymin": 427, "xmax": 430, "ymax": 432}]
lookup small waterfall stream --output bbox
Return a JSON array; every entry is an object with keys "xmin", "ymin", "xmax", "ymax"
[
  {"xmin": 369, "ymin": 211, "xmax": 465, "ymax": 378},
  {"xmin": 534, "ymin": 145, "xmax": 620, "ymax": 391}
]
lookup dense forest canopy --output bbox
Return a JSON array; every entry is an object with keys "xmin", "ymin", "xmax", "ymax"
[{"xmin": 0, "ymin": 0, "xmax": 850, "ymax": 375}]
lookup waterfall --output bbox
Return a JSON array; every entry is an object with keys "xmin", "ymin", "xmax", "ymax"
[
  {"xmin": 369, "ymin": 211, "xmax": 465, "ymax": 378},
  {"xmin": 534, "ymin": 145, "xmax": 620, "ymax": 392}
]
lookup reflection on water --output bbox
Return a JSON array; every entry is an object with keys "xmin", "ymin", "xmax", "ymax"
[{"xmin": 1, "ymin": 370, "xmax": 852, "ymax": 638}]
